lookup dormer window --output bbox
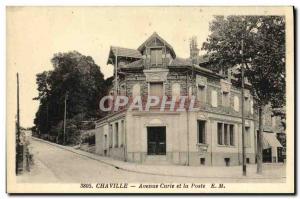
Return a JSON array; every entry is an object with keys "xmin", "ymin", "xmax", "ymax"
[{"xmin": 150, "ymin": 48, "xmax": 162, "ymax": 66}]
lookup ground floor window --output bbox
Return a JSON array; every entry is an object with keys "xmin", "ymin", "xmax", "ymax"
[
  {"xmin": 147, "ymin": 127, "xmax": 166, "ymax": 155},
  {"xmin": 217, "ymin": 123, "xmax": 223, "ymax": 145},
  {"xmin": 115, "ymin": 122, "xmax": 119, "ymax": 147},
  {"xmin": 197, "ymin": 120, "xmax": 206, "ymax": 144},
  {"xmin": 217, "ymin": 122, "xmax": 235, "ymax": 146},
  {"xmin": 200, "ymin": 158, "xmax": 205, "ymax": 165},
  {"xmin": 109, "ymin": 124, "xmax": 113, "ymax": 148},
  {"xmin": 245, "ymin": 127, "xmax": 251, "ymax": 147}
]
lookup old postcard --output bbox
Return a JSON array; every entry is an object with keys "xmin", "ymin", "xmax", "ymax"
[{"xmin": 6, "ymin": 6, "xmax": 294, "ymax": 194}]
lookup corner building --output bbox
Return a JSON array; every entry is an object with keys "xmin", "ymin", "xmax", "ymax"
[{"xmin": 95, "ymin": 32, "xmax": 256, "ymax": 166}]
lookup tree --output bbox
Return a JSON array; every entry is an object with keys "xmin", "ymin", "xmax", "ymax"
[
  {"xmin": 202, "ymin": 16, "xmax": 285, "ymax": 173},
  {"xmin": 34, "ymin": 51, "xmax": 111, "ymax": 143}
]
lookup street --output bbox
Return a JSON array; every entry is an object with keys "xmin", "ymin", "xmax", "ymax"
[{"xmin": 17, "ymin": 138, "xmax": 286, "ymax": 183}]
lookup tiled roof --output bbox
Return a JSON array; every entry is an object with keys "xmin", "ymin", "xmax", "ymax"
[
  {"xmin": 120, "ymin": 59, "xmax": 143, "ymax": 69},
  {"xmin": 111, "ymin": 46, "xmax": 142, "ymax": 59},
  {"xmin": 169, "ymin": 57, "xmax": 193, "ymax": 67},
  {"xmin": 169, "ymin": 55, "xmax": 209, "ymax": 67},
  {"xmin": 169, "ymin": 57, "xmax": 215, "ymax": 74}
]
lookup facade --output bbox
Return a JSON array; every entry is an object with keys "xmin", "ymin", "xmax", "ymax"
[
  {"xmin": 259, "ymin": 104, "xmax": 285, "ymax": 163},
  {"xmin": 95, "ymin": 32, "xmax": 257, "ymax": 166}
]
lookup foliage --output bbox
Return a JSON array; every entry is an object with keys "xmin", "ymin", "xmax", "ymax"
[
  {"xmin": 34, "ymin": 51, "xmax": 111, "ymax": 141},
  {"xmin": 202, "ymin": 16, "xmax": 286, "ymax": 173},
  {"xmin": 202, "ymin": 16, "xmax": 285, "ymax": 108}
]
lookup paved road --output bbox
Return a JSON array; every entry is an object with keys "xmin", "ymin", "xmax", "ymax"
[{"xmin": 18, "ymin": 138, "xmax": 286, "ymax": 183}]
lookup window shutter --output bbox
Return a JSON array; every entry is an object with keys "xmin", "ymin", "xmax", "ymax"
[
  {"xmin": 156, "ymin": 49, "xmax": 162, "ymax": 64},
  {"xmin": 150, "ymin": 50, "xmax": 156, "ymax": 65},
  {"xmin": 211, "ymin": 90, "xmax": 218, "ymax": 107},
  {"xmin": 132, "ymin": 84, "xmax": 140, "ymax": 97},
  {"xmin": 234, "ymin": 96, "xmax": 239, "ymax": 112},
  {"xmin": 150, "ymin": 82, "xmax": 163, "ymax": 96}
]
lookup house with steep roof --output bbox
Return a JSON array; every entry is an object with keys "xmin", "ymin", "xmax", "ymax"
[{"xmin": 95, "ymin": 32, "xmax": 257, "ymax": 166}]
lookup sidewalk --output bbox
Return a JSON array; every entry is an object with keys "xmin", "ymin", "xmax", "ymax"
[{"xmin": 33, "ymin": 137, "xmax": 286, "ymax": 180}]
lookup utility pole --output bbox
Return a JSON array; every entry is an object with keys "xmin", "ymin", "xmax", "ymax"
[
  {"xmin": 16, "ymin": 73, "xmax": 22, "ymax": 175},
  {"xmin": 241, "ymin": 36, "xmax": 247, "ymax": 176},
  {"xmin": 115, "ymin": 48, "xmax": 118, "ymax": 97},
  {"xmin": 63, "ymin": 92, "xmax": 68, "ymax": 145}
]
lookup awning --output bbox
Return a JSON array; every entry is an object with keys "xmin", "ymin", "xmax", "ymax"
[{"xmin": 263, "ymin": 132, "xmax": 283, "ymax": 149}]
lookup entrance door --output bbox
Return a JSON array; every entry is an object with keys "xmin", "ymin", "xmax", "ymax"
[{"xmin": 147, "ymin": 127, "xmax": 166, "ymax": 155}]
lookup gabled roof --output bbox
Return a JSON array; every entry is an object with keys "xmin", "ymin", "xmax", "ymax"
[
  {"xmin": 120, "ymin": 59, "xmax": 143, "ymax": 69},
  {"xmin": 137, "ymin": 32, "xmax": 176, "ymax": 58},
  {"xmin": 107, "ymin": 46, "xmax": 142, "ymax": 64}
]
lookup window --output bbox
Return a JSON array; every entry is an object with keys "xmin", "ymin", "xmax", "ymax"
[
  {"xmin": 222, "ymin": 92, "xmax": 230, "ymax": 107},
  {"xmin": 211, "ymin": 90, "xmax": 218, "ymax": 107},
  {"xmin": 230, "ymin": 124, "xmax": 234, "ymax": 145},
  {"xmin": 150, "ymin": 49, "xmax": 163, "ymax": 65},
  {"xmin": 218, "ymin": 123, "xmax": 235, "ymax": 146},
  {"xmin": 245, "ymin": 97, "xmax": 250, "ymax": 114},
  {"xmin": 200, "ymin": 158, "xmax": 205, "ymax": 165},
  {"xmin": 149, "ymin": 82, "xmax": 163, "ymax": 96},
  {"xmin": 198, "ymin": 120, "xmax": 206, "ymax": 144},
  {"xmin": 115, "ymin": 122, "xmax": 119, "ymax": 147},
  {"xmin": 250, "ymin": 99, "xmax": 254, "ymax": 114},
  {"xmin": 217, "ymin": 123, "xmax": 223, "ymax": 145},
  {"xmin": 224, "ymin": 124, "xmax": 228, "ymax": 145},
  {"xmin": 120, "ymin": 84, "xmax": 126, "ymax": 96},
  {"xmin": 120, "ymin": 120, "xmax": 124, "ymax": 146},
  {"xmin": 109, "ymin": 124, "xmax": 113, "ymax": 148},
  {"xmin": 188, "ymin": 86, "xmax": 192, "ymax": 98},
  {"xmin": 245, "ymin": 127, "xmax": 251, "ymax": 147},
  {"xmin": 197, "ymin": 85, "xmax": 206, "ymax": 103},
  {"xmin": 172, "ymin": 83, "xmax": 181, "ymax": 100},
  {"xmin": 224, "ymin": 158, "xmax": 230, "ymax": 166},
  {"xmin": 234, "ymin": 96, "xmax": 239, "ymax": 112},
  {"xmin": 132, "ymin": 84, "xmax": 140, "ymax": 98}
]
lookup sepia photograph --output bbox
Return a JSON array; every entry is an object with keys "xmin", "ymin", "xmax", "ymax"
[{"xmin": 5, "ymin": 6, "xmax": 294, "ymax": 194}]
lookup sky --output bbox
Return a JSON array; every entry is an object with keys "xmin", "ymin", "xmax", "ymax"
[{"xmin": 7, "ymin": 7, "xmax": 216, "ymax": 127}]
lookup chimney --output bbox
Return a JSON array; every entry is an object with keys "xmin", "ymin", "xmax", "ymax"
[{"xmin": 189, "ymin": 36, "xmax": 199, "ymax": 65}]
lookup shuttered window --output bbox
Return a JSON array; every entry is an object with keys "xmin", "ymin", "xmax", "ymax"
[
  {"xmin": 149, "ymin": 82, "xmax": 163, "ymax": 96},
  {"xmin": 234, "ymin": 96, "xmax": 239, "ymax": 112},
  {"xmin": 245, "ymin": 127, "xmax": 251, "ymax": 147},
  {"xmin": 198, "ymin": 120, "xmax": 206, "ymax": 144},
  {"xmin": 197, "ymin": 86, "xmax": 206, "ymax": 103},
  {"xmin": 218, "ymin": 123, "xmax": 235, "ymax": 146},
  {"xmin": 172, "ymin": 83, "xmax": 181, "ymax": 99},
  {"xmin": 132, "ymin": 84, "xmax": 140, "ymax": 98},
  {"xmin": 150, "ymin": 49, "xmax": 163, "ymax": 65},
  {"xmin": 211, "ymin": 90, "xmax": 218, "ymax": 107}
]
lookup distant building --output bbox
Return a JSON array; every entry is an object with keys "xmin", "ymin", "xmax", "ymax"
[
  {"xmin": 95, "ymin": 32, "xmax": 256, "ymax": 166},
  {"xmin": 259, "ymin": 104, "xmax": 285, "ymax": 163}
]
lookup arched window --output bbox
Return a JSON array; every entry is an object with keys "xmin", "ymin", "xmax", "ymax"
[
  {"xmin": 234, "ymin": 96, "xmax": 240, "ymax": 112},
  {"xmin": 132, "ymin": 84, "xmax": 140, "ymax": 98},
  {"xmin": 172, "ymin": 83, "xmax": 181, "ymax": 99},
  {"xmin": 188, "ymin": 86, "xmax": 192, "ymax": 98},
  {"xmin": 211, "ymin": 90, "xmax": 218, "ymax": 107}
]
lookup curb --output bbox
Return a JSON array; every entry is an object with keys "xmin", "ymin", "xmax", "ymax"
[{"xmin": 32, "ymin": 137, "xmax": 286, "ymax": 181}]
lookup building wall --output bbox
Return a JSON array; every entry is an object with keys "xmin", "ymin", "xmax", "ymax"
[
  {"xmin": 122, "ymin": 110, "xmax": 256, "ymax": 166},
  {"xmin": 95, "ymin": 113, "xmax": 126, "ymax": 161}
]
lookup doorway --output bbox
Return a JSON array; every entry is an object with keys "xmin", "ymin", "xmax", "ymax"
[{"xmin": 147, "ymin": 127, "xmax": 166, "ymax": 155}]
